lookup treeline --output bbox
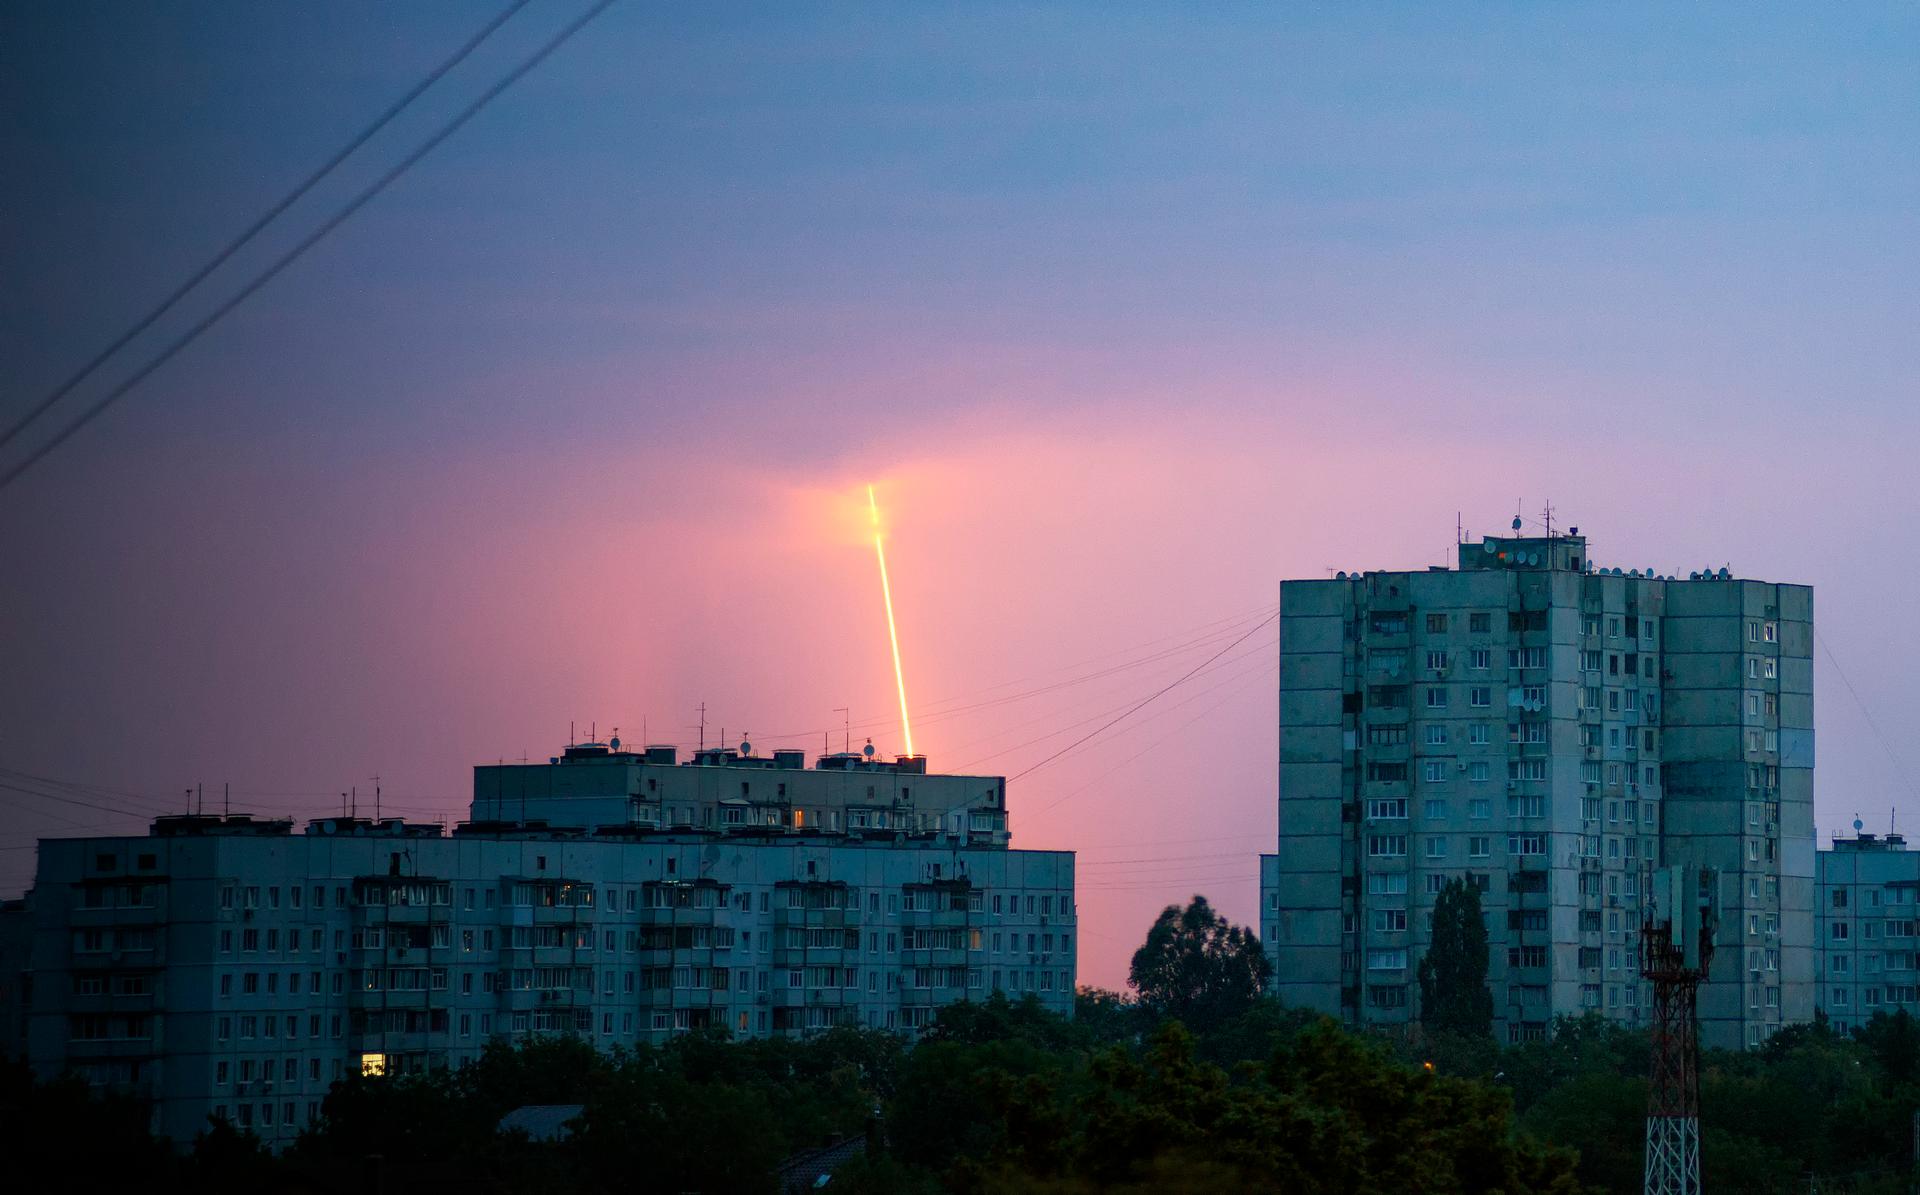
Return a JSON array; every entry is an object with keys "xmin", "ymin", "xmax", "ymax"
[{"xmin": 4, "ymin": 895, "xmax": 1919, "ymax": 1192}]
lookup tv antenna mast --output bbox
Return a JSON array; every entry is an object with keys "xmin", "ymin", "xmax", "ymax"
[{"xmin": 1642, "ymin": 863, "xmax": 1717, "ymax": 1195}]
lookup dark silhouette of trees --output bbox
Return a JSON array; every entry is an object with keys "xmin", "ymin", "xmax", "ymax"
[
  {"xmin": 1127, "ymin": 894, "xmax": 1271, "ymax": 1033},
  {"xmin": 1417, "ymin": 876, "xmax": 1494, "ymax": 1038}
]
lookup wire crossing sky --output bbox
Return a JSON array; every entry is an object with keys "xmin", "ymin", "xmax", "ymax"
[{"xmin": 2, "ymin": 4, "xmax": 1917, "ymax": 986}]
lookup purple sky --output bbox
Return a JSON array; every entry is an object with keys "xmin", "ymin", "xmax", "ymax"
[{"xmin": 2, "ymin": 4, "xmax": 1918, "ymax": 988}]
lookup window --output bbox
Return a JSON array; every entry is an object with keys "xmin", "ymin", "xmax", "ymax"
[
  {"xmin": 1469, "ymin": 687, "xmax": 1491, "ymax": 708},
  {"xmin": 1366, "ymin": 798, "xmax": 1407, "ymax": 820},
  {"xmin": 1425, "ymin": 836, "xmax": 1448, "ymax": 860},
  {"xmin": 1370, "ymin": 910, "xmax": 1407, "ymax": 932},
  {"xmin": 1367, "ymin": 874, "xmax": 1409, "ymax": 896},
  {"xmin": 1469, "ymin": 648, "xmax": 1491, "ymax": 670},
  {"xmin": 1423, "ymin": 761, "xmax": 1449, "ymax": 784},
  {"xmin": 1368, "ymin": 835, "xmax": 1407, "ymax": 858},
  {"xmin": 1468, "ymin": 723, "xmax": 1489, "ymax": 744},
  {"xmin": 1508, "ymin": 834, "xmax": 1546, "ymax": 856},
  {"xmin": 1426, "ymin": 613, "xmax": 1449, "ymax": 634},
  {"xmin": 1424, "ymin": 724, "xmax": 1448, "ymax": 746},
  {"xmin": 1425, "ymin": 687, "xmax": 1449, "ymax": 709},
  {"xmin": 1467, "ymin": 763, "xmax": 1489, "ymax": 785},
  {"xmin": 1470, "ymin": 613, "xmax": 1491, "ymax": 633},
  {"xmin": 1367, "ymin": 949, "xmax": 1408, "ymax": 971},
  {"xmin": 1422, "ymin": 798, "xmax": 1449, "ymax": 819},
  {"xmin": 1467, "ymin": 796, "xmax": 1490, "ymax": 817},
  {"xmin": 1468, "ymin": 836, "xmax": 1490, "ymax": 858},
  {"xmin": 1426, "ymin": 650, "xmax": 1449, "ymax": 671}
]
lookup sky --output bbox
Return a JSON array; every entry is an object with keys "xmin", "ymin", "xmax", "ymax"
[{"xmin": 2, "ymin": 3, "xmax": 1918, "ymax": 989}]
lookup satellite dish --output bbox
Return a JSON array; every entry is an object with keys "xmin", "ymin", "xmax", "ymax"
[
  {"xmin": 862, "ymin": 739, "xmax": 876, "ymax": 759},
  {"xmin": 739, "ymin": 740, "xmax": 752, "ymax": 756},
  {"xmin": 609, "ymin": 735, "xmax": 621, "ymax": 751},
  {"xmin": 1483, "ymin": 541, "xmax": 1496, "ymax": 554},
  {"xmin": 1512, "ymin": 516, "xmax": 1524, "ymax": 532},
  {"xmin": 1855, "ymin": 818, "xmax": 1866, "ymax": 832},
  {"xmin": 1336, "ymin": 571, "xmax": 1347, "ymax": 580}
]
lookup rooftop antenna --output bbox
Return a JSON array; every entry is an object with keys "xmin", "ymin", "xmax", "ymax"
[
  {"xmin": 570, "ymin": 720, "xmax": 575, "ymax": 747},
  {"xmin": 372, "ymin": 775, "xmax": 382, "ymax": 821},
  {"xmin": 223, "ymin": 782, "xmax": 229, "ymax": 818},
  {"xmin": 1456, "ymin": 510, "xmax": 1463, "ymax": 546},
  {"xmin": 1542, "ymin": 499, "xmax": 1555, "ymax": 540},
  {"xmin": 350, "ymin": 786, "xmax": 357, "ymax": 819},
  {"xmin": 834, "ymin": 708, "xmax": 850, "ymax": 754},
  {"xmin": 698, "ymin": 703, "xmax": 707, "ymax": 751},
  {"xmin": 186, "ymin": 787, "xmax": 194, "ymax": 816}
]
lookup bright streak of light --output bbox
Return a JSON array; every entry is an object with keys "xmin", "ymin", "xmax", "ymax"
[{"xmin": 868, "ymin": 484, "xmax": 915, "ymax": 758}]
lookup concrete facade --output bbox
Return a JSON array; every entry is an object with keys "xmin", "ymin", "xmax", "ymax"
[
  {"xmin": 1268, "ymin": 532, "xmax": 1813, "ymax": 1049},
  {"xmin": 16, "ymin": 744, "xmax": 1074, "ymax": 1145},
  {"xmin": 1815, "ymin": 830, "xmax": 1920, "ymax": 1034}
]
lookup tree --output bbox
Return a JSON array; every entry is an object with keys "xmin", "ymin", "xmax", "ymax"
[
  {"xmin": 1417, "ymin": 877, "xmax": 1493, "ymax": 1039},
  {"xmin": 1072, "ymin": 987, "xmax": 1149, "ymax": 1046},
  {"xmin": 1128, "ymin": 895, "xmax": 1271, "ymax": 1033}
]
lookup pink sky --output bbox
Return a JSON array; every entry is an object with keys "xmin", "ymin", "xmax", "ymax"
[
  {"xmin": 4, "ymin": 6, "xmax": 1919, "ymax": 991},
  {"xmin": 5, "ymin": 398, "xmax": 1916, "ymax": 989}
]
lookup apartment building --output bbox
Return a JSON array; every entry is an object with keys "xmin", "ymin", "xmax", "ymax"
[
  {"xmin": 1815, "ymin": 827, "xmax": 1920, "ymax": 1033},
  {"xmin": 15, "ymin": 741, "xmax": 1074, "ymax": 1145},
  {"xmin": 1269, "ymin": 529, "xmax": 1814, "ymax": 1049}
]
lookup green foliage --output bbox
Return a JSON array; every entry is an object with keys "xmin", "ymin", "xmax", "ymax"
[
  {"xmin": 1417, "ymin": 877, "xmax": 1494, "ymax": 1039},
  {"xmin": 1071, "ymin": 986, "xmax": 1148, "ymax": 1045},
  {"xmin": 1127, "ymin": 894, "xmax": 1271, "ymax": 1034},
  {"xmin": 0, "ymin": 1057, "xmax": 171, "ymax": 1189},
  {"xmin": 28, "ymin": 924, "xmax": 1920, "ymax": 1194}
]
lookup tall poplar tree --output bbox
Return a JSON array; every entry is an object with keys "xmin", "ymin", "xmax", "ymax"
[{"xmin": 1417, "ymin": 877, "xmax": 1494, "ymax": 1038}]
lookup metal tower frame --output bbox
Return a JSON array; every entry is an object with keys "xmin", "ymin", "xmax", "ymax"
[{"xmin": 1642, "ymin": 864, "xmax": 1715, "ymax": 1195}]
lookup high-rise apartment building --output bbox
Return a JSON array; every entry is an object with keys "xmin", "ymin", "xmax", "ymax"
[
  {"xmin": 1268, "ymin": 531, "xmax": 1813, "ymax": 1049},
  {"xmin": 12, "ymin": 741, "xmax": 1074, "ymax": 1144}
]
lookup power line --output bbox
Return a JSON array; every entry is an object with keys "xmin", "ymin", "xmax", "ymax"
[
  {"xmin": 1816, "ymin": 629, "xmax": 1920, "ymax": 806},
  {"xmin": 752, "ymin": 603, "xmax": 1278, "ymax": 746},
  {"xmin": 951, "ymin": 628, "xmax": 1276, "ymax": 772},
  {"xmin": 0, "ymin": 0, "xmax": 619, "ymax": 495},
  {"xmin": 1009, "ymin": 610, "xmax": 1279, "ymax": 782},
  {"xmin": 0, "ymin": 0, "xmax": 534, "ymax": 455},
  {"xmin": 1035, "ymin": 655, "xmax": 1275, "ymax": 814}
]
